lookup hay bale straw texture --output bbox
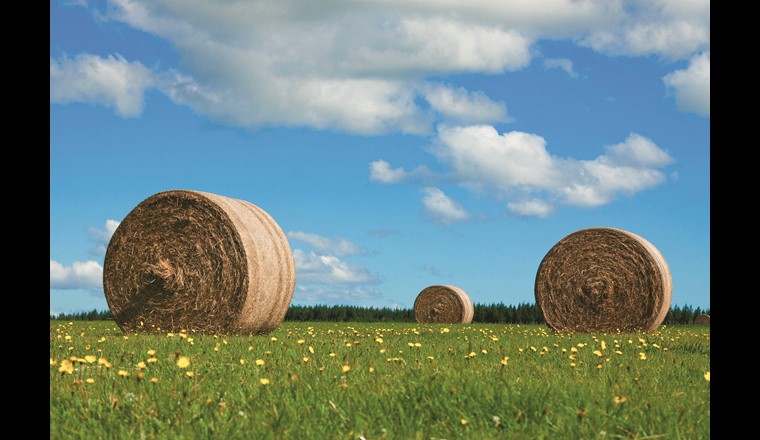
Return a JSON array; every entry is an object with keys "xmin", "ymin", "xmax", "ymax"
[
  {"xmin": 534, "ymin": 227, "xmax": 672, "ymax": 333},
  {"xmin": 414, "ymin": 285, "xmax": 474, "ymax": 324},
  {"xmin": 694, "ymin": 314, "xmax": 710, "ymax": 325},
  {"xmin": 103, "ymin": 190, "xmax": 296, "ymax": 334}
]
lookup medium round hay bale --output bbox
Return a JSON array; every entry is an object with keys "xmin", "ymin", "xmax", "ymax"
[
  {"xmin": 414, "ymin": 285, "xmax": 474, "ymax": 324},
  {"xmin": 534, "ymin": 227, "xmax": 671, "ymax": 333},
  {"xmin": 694, "ymin": 314, "xmax": 710, "ymax": 325},
  {"xmin": 103, "ymin": 190, "xmax": 296, "ymax": 334}
]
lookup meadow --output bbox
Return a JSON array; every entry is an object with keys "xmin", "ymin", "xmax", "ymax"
[{"xmin": 50, "ymin": 321, "xmax": 710, "ymax": 439}]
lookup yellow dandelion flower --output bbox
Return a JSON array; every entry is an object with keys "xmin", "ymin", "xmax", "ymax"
[
  {"xmin": 468, "ymin": 351, "xmax": 477, "ymax": 358},
  {"xmin": 460, "ymin": 418, "xmax": 468, "ymax": 426},
  {"xmin": 530, "ymin": 346, "xmax": 537, "ymax": 352},
  {"xmin": 613, "ymin": 396, "xmax": 627, "ymax": 404},
  {"xmin": 369, "ymin": 367, "xmax": 375, "ymax": 373},
  {"xmin": 187, "ymin": 338, "xmax": 194, "ymax": 344},
  {"xmin": 176, "ymin": 356, "xmax": 191, "ymax": 368},
  {"xmin": 147, "ymin": 357, "xmax": 158, "ymax": 363},
  {"xmin": 50, "ymin": 358, "xmax": 57, "ymax": 366},
  {"xmin": 85, "ymin": 378, "xmax": 95, "ymax": 384},
  {"xmin": 518, "ymin": 348, "xmax": 523, "ymax": 353},
  {"xmin": 329, "ymin": 352, "xmax": 337, "ymax": 357},
  {"xmin": 240, "ymin": 359, "xmax": 246, "ymax": 365},
  {"xmin": 704, "ymin": 371, "xmax": 710, "ymax": 382},
  {"xmin": 248, "ymin": 346, "xmax": 254, "ymax": 351},
  {"xmin": 481, "ymin": 349, "xmax": 487, "ymax": 354},
  {"xmin": 118, "ymin": 370, "xmax": 130, "ymax": 377},
  {"xmin": 442, "ymin": 328, "xmax": 450, "ymax": 333},
  {"xmin": 297, "ymin": 339, "xmax": 305, "ymax": 344},
  {"xmin": 166, "ymin": 333, "xmax": 174, "ymax": 337},
  {"xmin": 415, "ymin": 343, "xmax": 422, "ymax": 347},
  {"xmin": 58, "ymin": 360, "xmax": 74, "ymax": 374},
  {"xmin": 260, "ymin": 378, "xmax": 270, "ymax": 385},
  {"xmin": 638, "ymin": 352, "xmax": 647, "ymax": 360},
  {"xmin": 601, "ymin": 341, "xmax": 607, "ymax": 350},
  {"xmin": 342, "ymin": 365, "xmax": 351, "ymax": 373},
  {"xmin": 147, "ymin": 349, "xmax": 156, "ymax": 356},
  {"xmin": 309, "ymin": 346, "xmax": 315, "ymax": 354},
  {"xmin": 379, "ymin": 349, "xmax": 386, "ymax": 354},
  {"xmin": 270, "ymin": 337, "xmax": 278, "ymax": 342},
  {"xmin": 255, "ymin": 359, "xmax": 265, "ymax": 366},
  {"xmin": 500, "ymin": 356, "xmax": 509, "ymax": 366},
  {"xmin": 491, "ymin": 336, "xmax": 499, "ymax": 341},
  {"xmin": 178, "ymin": 333, "xmax": 187, "ymax": 339},
  {"xmin": 150, "ymin": 377, "xmax": 158, "ymax": 383},
  {"xmin": 186, "ymin": 371, "xmax": 194, "ymax": 378},
  {"xmin": 345, "ymin": 343, "xmax": 352, "ymax": 347},
  {"xmin": 596, "ymin": 363, "xmax": 603, "ymax": 369},
  {"xmin": 570, "ymin": 362, "xmax": 576, "ymax": 367},
  {"xmin": 64, "ymin": 335, "xmax": 72, "ymax": 341},
  {"xmin": 340, "ymin": 383, "xmax": 348, "ymax": 389},
  {"xmin": 614, "ymin": 350, "xmax": 623, "ymax": 355},
  {"xmin": 593, "ymin": 350, "xmax": 603, "ymax": 357},
  {"xmin": 561, "ymin": 348, "xmax": 567, "ymax": 353},
  {"xmin": 264, "ymin": 350, "xmax": 273, "ymax": 355},
  {"xmin": 137, "ymin": 361, "xmax": 146, "ymax": 369},
  {"xmin": 222, "ymin": 339, "xmax": 228, "ymax": 345},
  {"xmin": 302, "ymin": 357, "xmax": 310, "ymax": 363},
  {"xmin": 570, "ymin": 347, "xmax": 578, "ymax": 353}
]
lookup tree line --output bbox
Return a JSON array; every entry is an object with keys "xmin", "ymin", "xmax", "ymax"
[{"xmin": 50, "ymin": 303, "xmax": 709, "ymax": 325}]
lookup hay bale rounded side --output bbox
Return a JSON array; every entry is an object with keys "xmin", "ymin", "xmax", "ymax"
[
  {"xmin": 414, "ymin": 285, "xmax": 474, "ymax": 324},
  {"xmin": 534, "ymin": 227, "xmax": 671, "ymax": 333},
  {"xmin": 694, "ymin": 314, "xmax": 710, "ymax": 325},
  {"xmin": 103, "ymin": 190, "xmax": 296, "ymax": 334}
]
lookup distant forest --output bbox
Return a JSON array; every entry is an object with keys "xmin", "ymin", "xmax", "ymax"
[{"xmin": 50, "ymin": 302, "xmax": 710, "ymax": 325}]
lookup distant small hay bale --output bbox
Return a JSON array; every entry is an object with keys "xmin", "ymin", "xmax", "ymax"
[
  {"xmin": 103, "ymin": 190, "xmax": 296, "ymax": 335},
  {"xmin": 694, "ymin": 314, "xmax": 710, "ymax": 325},
  {"xmin": 414, "ymin": 285, "xmax": 474, "ymax": 324},
  {"xmin": 534, "ymin": 227, "xmax": 672, "ymax": 333}
]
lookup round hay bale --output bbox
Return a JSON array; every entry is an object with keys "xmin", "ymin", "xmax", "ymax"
[
  {"xmin": 694, "ymin": 314, "xmax": 710, "ymax": 325},
  {"xmin": 534, "ymin": 227, "xmax": 671, "ymax": 333},
  {"xmin": 103, "ymin": 190, "xmax": 296, "ymax": 334},
  {"xmin": 414, "ymin": 285, "xmax": 474, "ymax": 324}
]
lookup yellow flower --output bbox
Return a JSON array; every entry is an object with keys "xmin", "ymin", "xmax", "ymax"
[
  {"xmin": 614, "ymin": 350, "xmax": 623, "ymax": 355},
  {"xmin": 84, "ymin": 355, "xmax": 97, "ymax": 363},
  {"xmin": 118, "ymin": 370, "xmax": 130, "ymax": 377},
  {"xmin": 441, "ymin": 328, "xmax": 450, "ymax": 333},
  {"xmin": 460, "ymin": 418, "xmax": 469, "ymax": 426},
  {"xmin": 50, "ymin": 358, "xmax": 57, "ymax": 366},
  {"xmin": 308, "ymin": 346, "xmax": 315, "ymax": 354},
  {"xmin": 260, "ymin": 378, "xmax": 270, "ymax": 385},
  {"xmin": 369, "ymin": 367, "xmax": 375, "ymax": 373},
  {"xmin": 569, "ymin": 362, "xmax": 576, "ymax": 367},
  {"xmin": 375, "ymin": 337, "xmax": 383, "ymax": 343},
  {"xmin": 147, "ymin": 357, "xmax": 158, "ymax": 363},
  {"xmin": 329, "ymin": 352, "xmax": 337, "ymax": 357},
  {"xmin": 570, "ymin": 347, "xmax": 578, "ymax": 353},
  {"xmin": 704, "ymin": 371, "xmax": 710, "ymax": 382},
  {"xmin": 248, "ymin": 346, "xmax": 254, "ymax": 351},
  {"xmin": 601, "ymin": 341, "xmax": 607, "ymax": 350},
  {"xmin": 638, "ymin": 352, "xmax": 647, "ymax": 360},
  {"xmin": 379, "ymin": 349, "xmax": 386, "ymax": 354},
  {"xmin": 500, "ymin": 357, "xmax": 509, "ymax": 366},
  {"xmin": 150, "ymin": 377, "xmax": 158, "ymax": 383},
  {"xmin": 255, "ymin": 359, "xmax": 265, "ymax": 366},
  {"xmin": 240, "ymin": 359, "xmax": 246, "ymax": 365},
  {"xmin": 612, "ymin": 396, "xmax": 627, "ymax": 404},
  {"xmin": 415, "ymin": 343, "xmax": 422, "ymax": 347},
  {"xmin": 85, "ymin": 378, "xmax": 95, "ymax": 384},
  {"xmin": 58, "ymin": 360, "xmax": 74, "ymax": 374},
  {"xmin": 530, "ymin": 346, "xmax": 537, "ymax": 352},
  {"xmin": 302, "ymin": 357, "xmax": 310, "ymax": 363},
  {"xmin": 176, "ymin": 356, "xmax": 191, "ymax": 368},
  {"xmin": 270, "ymin": 337, "xmax": 278, "ymax": 342},
  {"xmin": 167, "ymin": 333, "xmax": 174, "ymax": 337},
  {"xmin": 481, "ymin": 349, "xmax": 488, "ymax": 354},
  {"xmin": 596, "ymin": 363, "xmax": 603, "ymax": 369},
  {"xmin": 593, "ymin": 350, "xmax": 603, "ymax": 357},
  {"xmin": 407, "ymin": 342, "xmax": 414, "ymax": 347},
  {"xmin": 427, "ymin": 356, "xmax": 435, "ymax": 361},
  {"xmin": 185, "ymin": 371, "xmax": 194, "ymax": 378},
  {"xmin": 297, "ymin": 339, "xmax": 305, "ymax": 345},
  {"xmin": 147, "ymin": 349, "xmax": 156, "ymax": 356},
  {"xmin": 342, "ymin": 365, "xmax": 351, "ymax": 373}
]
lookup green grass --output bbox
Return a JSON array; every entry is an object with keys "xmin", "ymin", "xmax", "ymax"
[{"xmin": 50, "ymin": 321, "xmax": 710, "ymax": 439}]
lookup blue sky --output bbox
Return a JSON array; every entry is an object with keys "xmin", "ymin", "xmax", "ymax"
[{"xmin": 50, "ymin": 0, "xmax": 710, "ymax": 315}]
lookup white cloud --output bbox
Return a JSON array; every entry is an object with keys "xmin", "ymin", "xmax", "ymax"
[
  {"xmin": 50, "ymin": 260, "xmax": 103, "ymax": 290},
  {"xmin": 420, "ymin": 83, "xmax": 511, "ymax": 124},
  {"xmin": 543, "ymin": 58, "xmax": 579, "ymax": 79},
  {"xmin": 287, "ymin": 231, "xmax": 364, "ymax": 257},
  {"xmin": 87, "ymin": 219, "xmax": 120, "ymax": 257},
  {"xmin": 507, "ymin": 200, "xmax": 554, "ymax": 217},
  {"xmin": 293, "ymin": 285, "xmax": 382, "ymax": 305},
  {"xmin": 369, "ymin": 160, "xmax": 431, "ymax": 184},
  {"xmin": 421, "ymin": 187, "xmax": 469, "ymax": 224},
  {"xmin": 293, "ymin": 249, "xmax": 379, "ymax": 285},
  {"xmin": 663, "ymin": 51, "xmax": 710, "ymax": 117},
  {"xmin": 50, "ymin": 53, "xmax": 154, "ymax": 117},
  {"xmin": 376, "ymin": 126, "xmax": 673, "ymax": 217},
  {"xmin": 51, "ymin": 0, "xmax": 708, "ymax": 134}
]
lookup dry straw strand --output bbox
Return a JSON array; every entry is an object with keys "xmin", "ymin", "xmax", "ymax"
[
  {"xmin": 694, "ymin": 314, "xmax": 710, "ymax": 325},
  {"xmin": 414, "ymin": 285, "xmax": 474, "ymax": 324},
  {"xmin": 534, "ymin": 227, "xmax": 672, "ymax": 333},
  {"xmin": 103, "ymin": 190, "xmax": 296, "ymax": 334}
]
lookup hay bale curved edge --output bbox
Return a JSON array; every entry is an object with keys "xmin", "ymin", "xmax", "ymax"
[
  {"xmin": 694, "ymin": 314, "xmax": 710, "ymax": 325},
  {"xmin": 103, "ymin": 190, "xmax": 296, "ymax": 334},
  {"xmin": 534, "ymin": 227, "xmax": 671, "ymax": 333},
  {"xmin": 414, "ymin": 285, "xmax": 474, "ymax": 324}
]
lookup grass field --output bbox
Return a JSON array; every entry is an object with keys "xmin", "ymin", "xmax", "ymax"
[{"xmin": 50, "ymin": 321, "xmax": 710, "ymax": 439}]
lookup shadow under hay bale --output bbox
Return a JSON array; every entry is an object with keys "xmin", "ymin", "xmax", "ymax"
[
  {"xmin": 534, "ymin": 227, "xmax": 671, "ymax": 333},
  {"xmin": 414, "ymin": 285, "xmax": 474, "ymax": 324},
  {"xmin": 694, "ymin": 314, "xmax": 710, "ymax": 325},
  {"xmin": 103, "ymin": 190, "xmax": 296, "ymax": 334}
]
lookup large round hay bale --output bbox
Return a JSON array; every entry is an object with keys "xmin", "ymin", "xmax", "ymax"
[
  {"xmin": 694, "ymin": 314, "xmax": 710, "ymax": 325},
  {"xmin": 414, "ymin": 285, "xmax": 474, "ymax": 324},
  {"xmin": 103, "ymin": 190, "xmax": 296, "ymax": 334},
  {"xmin": 534, "ymin": 227, "xmax": 671, "ymax": 333}
]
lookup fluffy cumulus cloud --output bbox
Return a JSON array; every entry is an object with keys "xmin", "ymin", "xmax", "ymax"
[
  {"xmin": 543, "ymin": 58, "xmax": 579, "ymax": 79},
  {"xmin": 289, "ymin": 231, "xmax": 382, "ymax": 304},
  {"xmin": 369, "ymin": 160, "xmax": 431, "ymax": 184},
  {"xmin": 421, "ymin": 187, "xmax": 470, "ymax": 224},
  {"xmin": 375, "ymin": 125, "xmax": 673, "ymax": 217},
  {"xmin": 50, "ymin": 53, "xmax": 154, "ymax": 117},
  {"xmin": 52, "ymin": 0, "xmax": 709, "ymax": 132},
  {"xmin": 663, "ymin": 51, "xmax": 710, "ymax": 117},
  {"xmin": 50, "ymin": 260, "xmax": 103, "ymax": 290},
  {"xmin": 88, "ymin": 219, "xmax": 121, "ymax": 257}
]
